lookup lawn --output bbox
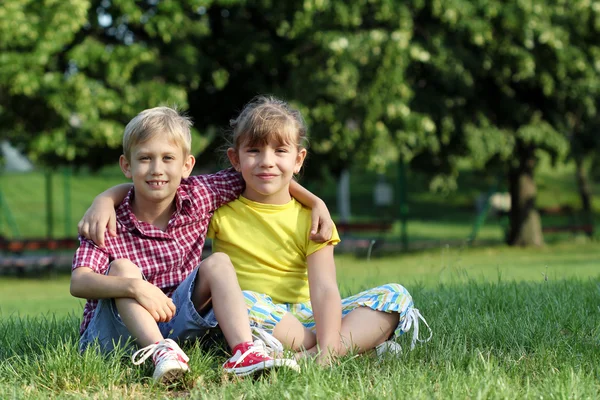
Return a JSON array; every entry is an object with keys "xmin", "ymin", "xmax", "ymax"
[{"xmin": 1, "ymin": 242, "xmax": 599, "ymax": 399}]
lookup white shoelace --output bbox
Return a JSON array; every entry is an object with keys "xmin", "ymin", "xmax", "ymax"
[
  {"xmin": 251, "ymin": 326, "xmax": 284, "ymax": 356},
  {"xmin": 226, "ymin": 340, "xmax": 271, "ymax": 368},
  {"xmin": 131, "ymin": 339, "xmax": 189, "ymax": 366},
  {"xmin": 400, "ymin": 308, "xmax": 433, "ymax": 350}
]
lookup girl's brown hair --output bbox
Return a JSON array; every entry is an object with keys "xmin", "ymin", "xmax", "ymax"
[{"xmin": 228, "ymin": 96, "xmax": 308, "ymax": 150}]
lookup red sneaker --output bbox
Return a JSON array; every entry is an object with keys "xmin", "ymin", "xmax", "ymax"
[{"xmin": 222, "ymin": 340, "xmax": 300, "ymax": 376}]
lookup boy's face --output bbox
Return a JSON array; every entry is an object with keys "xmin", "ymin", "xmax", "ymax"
[{"xmin": 119, "ymin": 135, "xmax": 195, "ymax": 207}]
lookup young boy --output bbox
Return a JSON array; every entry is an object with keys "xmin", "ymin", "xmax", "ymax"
[{"xmin": 71, "ymin": 107, "xmax": 333, "ymax": 382}]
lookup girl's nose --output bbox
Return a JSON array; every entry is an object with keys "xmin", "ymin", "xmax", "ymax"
[{"xmin": 260, "ymin": 150, "xmax": 276, "ymax": 166}]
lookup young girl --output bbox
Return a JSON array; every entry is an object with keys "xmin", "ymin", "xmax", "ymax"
[{"xmin": 208, "ymin": 96, "xmax": 430, "ymax": 364}]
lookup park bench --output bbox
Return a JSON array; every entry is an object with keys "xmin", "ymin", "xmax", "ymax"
[
  {"xmin": 335, "ymin": 221, "xmax": 394, "ymax": 254},
  {"xmin": 538, "ymin": 206, "xmax": 594, "ymax": 237},
  {"xmin": 0, "ymin": 236, "xmax": 78, "ymax": 275}
]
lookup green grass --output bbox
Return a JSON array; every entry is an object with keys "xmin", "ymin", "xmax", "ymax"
[{"xmin": 1, "ymin": 242, "xmax": 599, "ymax": 399}]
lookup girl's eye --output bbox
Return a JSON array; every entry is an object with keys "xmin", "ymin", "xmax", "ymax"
[
  {"xmin": 276, "ymin": 148, "xmax": 288, "ymax": 153},
  {"xmin": 246, "ymin": 148, "xmax": 259, "ymax": 153}
]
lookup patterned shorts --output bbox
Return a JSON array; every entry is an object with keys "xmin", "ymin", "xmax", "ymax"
[{"xmin": 243, "ymin": 283, "xmax": 415, "ymax": 339}]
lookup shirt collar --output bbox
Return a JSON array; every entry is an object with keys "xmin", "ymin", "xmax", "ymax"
[{"xmin": 116, "ymin": 186, "xmax": 194, "ymax": 233}]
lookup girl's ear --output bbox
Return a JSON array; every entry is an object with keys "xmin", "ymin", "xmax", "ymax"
[
  {"xmin": 119, "ymin": 155, "xmax": 132, "ymax": 179},
  {"xmin": 182, "ymin": 154, "xmax": 196, "ymax": 178},
  {"xmin": 294, "ymin": 148, "xmax": 307, "ymax": 174},
  {"xmin": 227, "ymin": 148, "xmax": 240, "ymax": 171}
]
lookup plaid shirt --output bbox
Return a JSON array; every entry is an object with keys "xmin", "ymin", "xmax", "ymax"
[{"xmin": 72, "ymin": 169, "xmax": 243, "ymax": 335}]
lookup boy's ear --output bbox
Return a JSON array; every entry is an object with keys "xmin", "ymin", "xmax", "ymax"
[
  {"xmin": 182, "ymin": 154, "xmax": 195, "ymax": 178},
  {"xmin": 227, "ymin": 148, "xmax": 240, "ymax": 171},
  {"xmin": 294, "ymin": 148, "xmax": 307, "ymax": 174},
  {"xmin": 119, "ymin": 155, "xmax": 132, "ymax": 179}
]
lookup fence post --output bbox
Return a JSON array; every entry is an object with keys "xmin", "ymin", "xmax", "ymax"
[
  {"xmin": 398, "ymin": 159, "xmax": 408, "ymax": 250},
  {"xmin": 63, "ymin": 167, "xmax": 72, "ymax": 237},
  {"xmin": 45, "ymin": 171, "xmax": 53, "ymax": 238}
]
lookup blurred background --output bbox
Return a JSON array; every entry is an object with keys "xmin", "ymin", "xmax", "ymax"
[{"xmin": 1, "ymin": 0, "xmax": 599, "ymax": 270}]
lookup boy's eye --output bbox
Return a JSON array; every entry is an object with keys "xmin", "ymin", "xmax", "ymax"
[
  {"xmin": 164, "ymin": 155, "xmax": 175, "ymax": 161},
  {"xmin": 139, "ymin": 156, "xmax": 150, "ymax": 161}
]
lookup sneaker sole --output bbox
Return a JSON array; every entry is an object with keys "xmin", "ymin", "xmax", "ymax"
[
  {"xmin": 225, "ymin": 359, "xmax": 300, "ymax": 377},
  {"xmin": 154, "ymin": 366, "xmax": 189, "ymax": 383}
]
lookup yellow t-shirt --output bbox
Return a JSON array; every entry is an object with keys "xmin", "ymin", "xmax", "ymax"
[{"xmin": 208, "ymin": 196, "xmax": 340, "ymax": 304}]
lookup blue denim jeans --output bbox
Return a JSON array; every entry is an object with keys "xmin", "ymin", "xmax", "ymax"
[{"xmin": 79, "ymin": 264, "xmax": 218, "ymax": 353}]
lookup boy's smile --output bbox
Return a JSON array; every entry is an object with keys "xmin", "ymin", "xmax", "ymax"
[{"xmin": 120, "ymin": 135, "xmax": 195, "ymax": 214}]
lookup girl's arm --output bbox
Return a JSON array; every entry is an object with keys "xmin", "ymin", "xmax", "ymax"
[
  {"xmin": 289, "ymin": 180, "xmax": 333, "ymax": 242},
  {"xmin": 307, "ymin": 245, "xmax": 342, "ymax": 365},
  {"xmin": 78, "ymin": 184, "xmax": 132, "ymax": 247}
]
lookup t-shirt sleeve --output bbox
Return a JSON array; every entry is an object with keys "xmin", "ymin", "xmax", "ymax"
[
  {"xmin": 72, "ymin": 237, "xmax": 110, "ymax": 274},
  {"xmin": 306, "ymin": 223, "xmax": 341, "ymax": 257},
  {"xmin": 207, "ymin": 211, "xmax": 219, "ymax": 239},
  {"xmin": 185, "ymin": 168, "xmax": 244, "ymax": 209}
]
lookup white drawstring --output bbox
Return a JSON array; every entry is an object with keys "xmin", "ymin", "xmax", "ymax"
[{"xmin": 400, "ymin": 308, "xmax": 432, "ymax": 350}]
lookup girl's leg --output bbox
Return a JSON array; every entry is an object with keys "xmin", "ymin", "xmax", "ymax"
[
  {"xmin": 109, "ymin": 259, "xmax": 163, "ymax": 347},
  {"xmin": 191, "ymin": 252, "xmax": 252, "ymax": 349},
  {"xmin": 338, "ymin": 307, "xmax": 399, "ymax": 355},
  {"xmin": 273, "ymin": 313, "xmax": 316, "ymax": 351}
]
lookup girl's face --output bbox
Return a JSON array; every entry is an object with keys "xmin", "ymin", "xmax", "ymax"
[{"xmin": 228, "ymin": 138, "xmax": 306, "ymax": 204}]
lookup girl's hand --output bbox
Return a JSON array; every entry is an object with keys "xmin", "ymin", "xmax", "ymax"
[
  {"xmin": 309, "ymin": 200, "xmax": 334, "ymax": 242},
  {"xmin": 78, "ymin": 197, "xmax": 117, "ymax": 247}
]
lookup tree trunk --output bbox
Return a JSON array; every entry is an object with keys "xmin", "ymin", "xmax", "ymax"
[{"xmin": 507, "ymin": 144, "xmax": 544, "ymax": 246}]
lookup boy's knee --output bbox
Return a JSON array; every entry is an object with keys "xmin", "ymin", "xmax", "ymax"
[{"xmin": 107, "ymin": 259, "xmax": 141, "ymax": 278}]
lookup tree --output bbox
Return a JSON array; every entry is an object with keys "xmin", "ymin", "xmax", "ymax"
[{"xmin": 404, "ymin": 0, "xmax": 600, "ymax": 246}]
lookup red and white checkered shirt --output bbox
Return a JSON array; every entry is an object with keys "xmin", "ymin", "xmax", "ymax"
[{"xmin": 72, "ymin": 169, "xmax": 243, "ymax": 335}]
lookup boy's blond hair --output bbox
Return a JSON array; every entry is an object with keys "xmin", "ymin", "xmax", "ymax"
[{"xmin": 123, "ymin": 106, "xmax": 192, "ymax": 160}]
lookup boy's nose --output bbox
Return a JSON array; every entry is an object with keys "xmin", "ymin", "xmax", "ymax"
[{"xmin": 150, "ymin": 160, "xmax": 164, "ymax": 174}]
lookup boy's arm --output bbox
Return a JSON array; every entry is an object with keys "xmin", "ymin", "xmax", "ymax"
[
  {"xmin": 307, "ymin": 245, "xmax": 342, "ymax": 365},
  {"xmin": 78, "ymin": 184, "xmax": 132, "ymax": 247},
  {"xmin": 70, "ymin": 262, "xmax": 176, "ymax": 323},
  {"xmin": 289, "ymin": 180, "xmax": 334, "ymax": 242}
]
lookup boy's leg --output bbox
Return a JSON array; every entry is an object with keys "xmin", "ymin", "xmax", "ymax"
[{"xmin": 108, "ymin": 259, "xmax": 164, "ymax": 347}]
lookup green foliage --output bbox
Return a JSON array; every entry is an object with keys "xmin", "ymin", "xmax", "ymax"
[{"xmin": 1, "ymin": 0, "xmax": 600, "ymax": 191}]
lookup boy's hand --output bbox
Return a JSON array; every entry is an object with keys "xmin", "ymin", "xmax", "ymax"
[
  {"xmin": 133, "ymin": 280, "xmax": 177, "ymax": 323},
  {"xmin": 78, "ymin": 197, "xmax": 117, "ymax": 248},
  {"xmin": 309, "ymin": 201, "xmax": 334, "ymax": 242}
]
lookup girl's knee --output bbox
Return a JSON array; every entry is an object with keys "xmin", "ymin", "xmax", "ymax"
[
  {"xmin": 381, "ymin": 283, "xmax": 409, "ymax": 296},
  {"xmin": 199, "ymin": 252, "xmax": 233, "ymax": 275},
  {"xmin": 107, "ymin": 259, "xmax": 140, "ymax": 278}
]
